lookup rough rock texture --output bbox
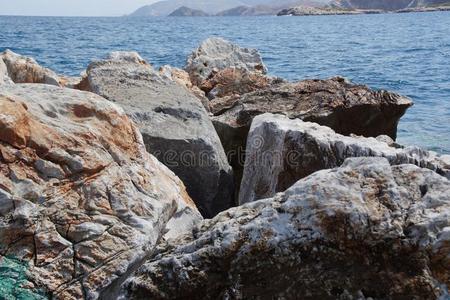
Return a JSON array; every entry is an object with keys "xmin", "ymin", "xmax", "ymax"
[
  {"xmin": 158, "ymin": 65, "xmax": 209, "ymax": 110},
  {"xmin": 199, "ymin": 67, "xmax": 282, "ymax": 100},
  {"xmin": 211, "ymin": 76, "xmax": 413, "ymax": 194},
  {"xmin": 211, "ymin": 76, "xmax": 412, "ymax": 140},
  {"xmin": 121, "ymin": 157, "xmax": 450, "ymax": 300},
  {"xmin": 185, "ymin": 37, "xmax": 268, "ymax": 86},
  {"xmin": 240, "ymin": 113, "xmax": 450, "ymax": 204},
  {"xmin": 81, "ymin": 52, "xmax": 234, "ymax": 218},
  {"xmin": 0, "ymin": 50, "xmax": 63, "ymax": 86},
  {"xmin": 0, "ymin": 84, "xmax": 201, "ymax": 299},
  {"xmin": 0, "ymin": 57, "xmax": 13, "ymax": 85}
]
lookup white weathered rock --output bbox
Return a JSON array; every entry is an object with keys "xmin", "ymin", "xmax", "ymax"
[
  {"xmin": 0, "ymin": 50, "xmax": 62, "ymax": 86},
  {"xmin": 185, "ymin": 37, "xmax": 267, "ymax": 86},
  {"xmin": 81, "ymin": 52, "xmax": 234, "ymax": 218},
  {"xmin": 0, "ymin": 84, "xmax": 201, "ymax": 299},
  {"xmin": 0, "ymin": 57, "xmax": 13, "ymax": 85},
  {"xmin": 240, "ymin": 113, "xmax": 450, "ymax": 204},
  {"xmin": 121, "ymin": 157, "xmax": 450, "ymax": 299},
  {"xmin": 210, "ymin": 77, "xmax": 413, "ymax": 197}
]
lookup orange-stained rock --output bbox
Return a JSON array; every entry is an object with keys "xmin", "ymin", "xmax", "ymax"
[
  {"xmin": 199, "ymin": 67, "xmax": 281, "ymax": 99},
  {"xmin": 1, "ymin": 50, "xmax": 62, "ymax": 86},
  {"xmin": 0, "ymin": 84, "xmax": 201, "ymax": 299}
]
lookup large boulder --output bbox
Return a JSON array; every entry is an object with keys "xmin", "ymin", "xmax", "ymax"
[
  {"xmin": 211, "ymin": 76, "xmax": 413, "ymax": 194},
  {"xmin": 185, "ymin": 37, "xmax": 268, "ymax": 86},
  {"xmin": 80, "ymin": 52, "xmax": 234, "ymax": 218},
  {"xmin": 240, "ymin": 113, "xmax": 450, "ymax": 204},
  {"xmin": 0, "ymin": 84, "xmax": 201, "ymax": 299},
  {"xmin": 0, "ymin": 50, "xmax": 63, "ymax": 86},
  {"xmin": 121, "ymin": 157, "xmax": 450, "ymax": 299}
]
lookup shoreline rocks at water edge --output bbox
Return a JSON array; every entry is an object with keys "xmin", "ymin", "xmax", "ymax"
[{"xmin": 0, "ymin": 37, "xmax": 448, "ymax": 300}]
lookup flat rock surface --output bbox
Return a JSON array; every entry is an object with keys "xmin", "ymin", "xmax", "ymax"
[
  {"xmin": 121, "ymin": 157, "xmax": 450, "ymax": 299},
  {"xmin": 0, "ymin": 84, "xmax": 200, "ymax": 299},
  {"xmin": 211, "ymin": 76, "xmax": 413, "ymax": 140},
  {"xmin": 158, "ymin": 65, "xmax": 209, "ymax": 110},
  {"xmin": 82, "ymin": 52, "xmax": 234, "ymax": 218},
  {"xmin": 240, "ymin": 113, "xmax": 450, "ymax": 204}
]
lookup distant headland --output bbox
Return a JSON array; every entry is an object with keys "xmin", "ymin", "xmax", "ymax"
[{"xmin": 127, "ymin": 0, "xmax": 450, "ymax": 17}]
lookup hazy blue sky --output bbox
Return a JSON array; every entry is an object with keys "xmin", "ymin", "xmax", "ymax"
[{"xmin": 0, "ymin": 0, "xmax": 158, "ymax": 16}]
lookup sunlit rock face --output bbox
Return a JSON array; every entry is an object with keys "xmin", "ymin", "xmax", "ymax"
[
  {"xmin": 210, "ymin": 76, "xmax": 413, "ymax": 195},
  {"xmin": 240, "ymin": 113, "xmax": 450, "ymax": 204},
  {"xmin": 0, "ymin": 84, "xmax": 200, "ymax": 299},
  {"xmin": 121, "ymin": 157, "xmax": 450, "ymax": 300},
  {"xmin": 185, "ymin": 37, "xmax": 267, "ymax": 86},
  {"xmin": 81, "ymin": 52, "xmax": 234, "ymax": 218}
]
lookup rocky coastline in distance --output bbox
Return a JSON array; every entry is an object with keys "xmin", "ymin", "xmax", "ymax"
[
  {"xmin": 1, "ymin": 37, "xmax": 449, "ymax": 299},
  {"xmin": 129, "ymin": 0, "xmax": 450, "ymax": 17},
  {"xmin": 278, "ymin": 5, "xmax": 450, "ymax": 16}
]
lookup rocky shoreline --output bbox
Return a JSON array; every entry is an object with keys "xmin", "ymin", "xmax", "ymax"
[
  {"xmin": 277, "ymin": 5, "xmax": 450, "ymax": 16},
  {"xmin": 0, "ymin": 37, "xmax": 449, "ymax": 299}
]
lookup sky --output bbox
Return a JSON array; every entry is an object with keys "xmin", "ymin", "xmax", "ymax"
[{"xmin": 0, "ymin": 0, "xmax": 158, "ymax": 17}]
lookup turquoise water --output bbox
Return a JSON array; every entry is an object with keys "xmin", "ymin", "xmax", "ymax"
[{"xmin": 0, "ymin": 13, "xmax": 449, "ymax": 153}]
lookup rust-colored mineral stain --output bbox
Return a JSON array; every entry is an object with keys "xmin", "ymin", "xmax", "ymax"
[
  {"xmin": 0, "ymin": 97, "xmax": 32, "ymax": 148},
  {"xmin": 72, "ymin": 104, "xmax": 95, "ymax": 119}
]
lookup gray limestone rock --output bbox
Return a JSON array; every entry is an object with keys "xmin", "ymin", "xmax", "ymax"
[
  {"xmin": 81, "ymin": 52, "xmax": 234, "ymax": 218},
  {"xmin": 121, "ymin": 157, "xmax": 450, "ymax": 300},
  {"xmin": 240, "ymin": 113, "xmax": 450, "ymax": 204},
  {"xmin": 185, "ymin": 37, "xmax": 267, "ymax": 86}
]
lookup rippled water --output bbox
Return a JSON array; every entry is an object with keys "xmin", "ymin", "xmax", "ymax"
[{"xmin": 1, "ymin": 13, "xmax": 449, "ymax": 153}]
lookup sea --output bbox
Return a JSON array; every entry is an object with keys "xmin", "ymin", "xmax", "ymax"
[{"xmin": 1, "ymin": 12, "xmax": 449, "ymax": 153}]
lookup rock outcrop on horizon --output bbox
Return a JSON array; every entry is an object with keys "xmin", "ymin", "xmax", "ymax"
[
  {"xmin": 80, "ymin": 52, "xmax": 234, "ymax": 218},
  {"xmin": 185, "ymin": 37, "xmax": 268, "ymax": 86},
  {"xmin": 0, "ymin": 84, "xmax": 201, "ymax": 299},
  {"xmin": 278, "ymin": 5, "xmax": 365, "ymax": 15},
  {"xmin": 332, "ymin": 0, "xmax": 450, "ymax": 10},
  {"xmin": 240, "ymin": 113, "xmax": 450, "ymax": 204},
  {"xmin": 168, "ymin": 6, "xmax": 210, "ymax": 16},
  {"xmin": 129, "ymin": 0, "xmax": 331, "ymax": 16},
  {"xmin": 121, "ymin": 157, "xmax": 450, "ymax": 299}
]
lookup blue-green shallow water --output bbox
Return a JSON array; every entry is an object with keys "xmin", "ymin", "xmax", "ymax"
[{"xmin": 1, "ymin": 13, "xmax": 449, "ymax": 153}]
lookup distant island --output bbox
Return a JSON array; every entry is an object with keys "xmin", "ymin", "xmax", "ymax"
[
  {"xmin": 128, "ymin": 0, "xmax": 450, "ymax": 17},
  {"xmin": 168, "ymin": 6, "xmax": 209, "ymax": 17},
  {"xmin": 128, "ymin": 0, "xmax": 331, "ymax": 17}
]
